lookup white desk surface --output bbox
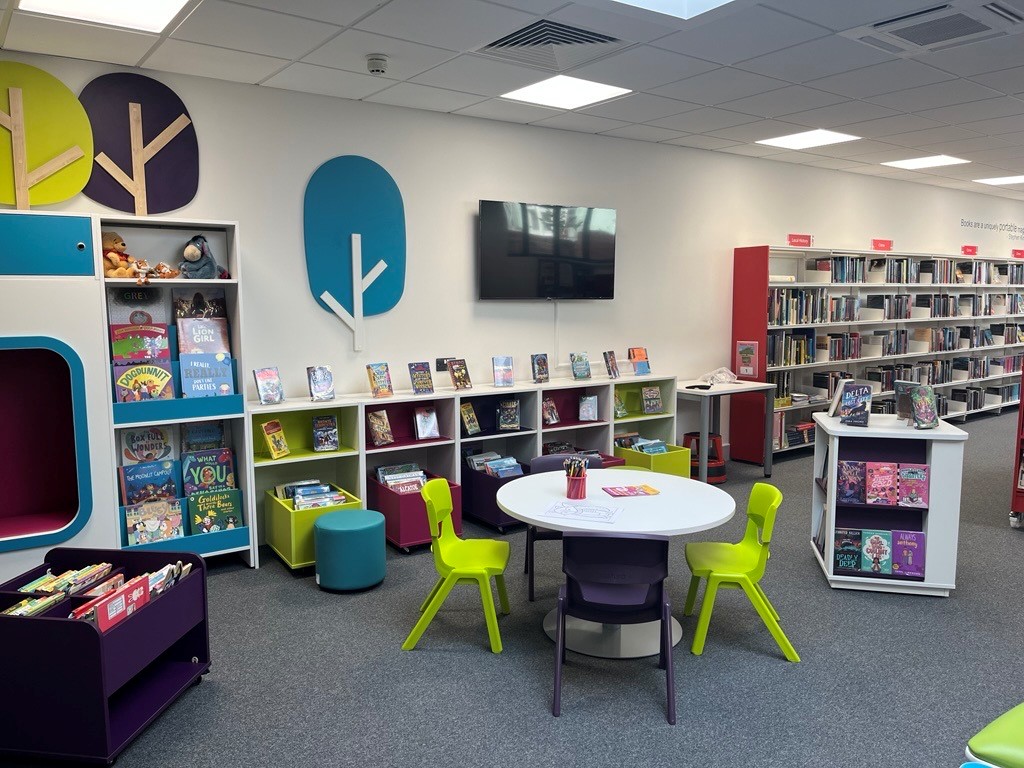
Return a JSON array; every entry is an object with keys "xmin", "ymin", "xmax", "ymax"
[
  {"xmin": 495, "ymin": 468, "xmax": 736, "ymax": 536},
  {"xmin": 812, "ymin": 412, "xmax": 968, "ymax": 441},
  {"xmin": 676, "ymin": 379, "xmax": 777, "ymax": 398}
]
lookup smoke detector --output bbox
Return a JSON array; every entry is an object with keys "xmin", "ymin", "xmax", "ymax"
[{"xmin": 366, "ymin": 54, "xmax": 389, "ymax": 76}]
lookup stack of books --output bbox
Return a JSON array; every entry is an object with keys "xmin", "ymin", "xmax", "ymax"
[
  {"xmin": 291, "ymin": 483, "xmax": 346, "ymax": 510},
  {"xmin": 376, "ymin": 463, "xmax": 427, "ymax": 494},
  {"xmin": 632, "ymin": 438, "xmax": 667, "ymax": 454},
  {"xmin": 482, "ymin": 456, "xmax": 524, "ymax": 478}
]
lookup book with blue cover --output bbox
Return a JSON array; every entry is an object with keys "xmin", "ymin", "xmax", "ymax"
[
  {"xmin": 181, "ymin": 448, "xmax": 236, "ymax": 496},
  {"xmin": 180, "ymin": 352, "xmax": 235, "ymax": 397},
  {"xmin": 118, "ymin": 460, "xmax": 179, "ymax": 506},
  {"xmin": 570, "ymin": 351, "xmax": 591, "ymax": 380},
  {"xmin": 838, "ymin": 382, "xmax": 872, "ymax": 426}
]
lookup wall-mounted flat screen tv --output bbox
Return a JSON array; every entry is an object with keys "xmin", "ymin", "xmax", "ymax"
[{"xmin": 478, "ymin": 200, "xmax": 616, "ymax": 300}]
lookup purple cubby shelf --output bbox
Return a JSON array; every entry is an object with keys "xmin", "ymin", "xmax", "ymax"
[
  {"xmin": 364, "ymin": 399, "xmax": 451, "ymax": 452},
  {"xmin": 0, "ymin": 547, "xmax": 210, "ymax": 764},
  {"xmin": 367, "ymin": 474, "xmax": 461, "ymax": 551},
  {"xmin": 541, "ymin": 386, "xmax": 606, "ymax": 430}
]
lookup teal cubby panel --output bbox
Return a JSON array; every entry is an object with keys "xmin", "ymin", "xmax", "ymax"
[
  {"xmin": 112, "ymin": 394, "xmax": 244, "ymax": 425},
  {"xmin": 123, "ymin": 526, "xmax": 249, "ymax": 554},
  {"xmin": 0, "ymin": 214, "xmax": 93, "ymax": 275}
]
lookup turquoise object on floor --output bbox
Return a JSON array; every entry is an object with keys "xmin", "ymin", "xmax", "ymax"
[{"xmin": 314, "ymin": 509, "xmax": 386, "ymax": 591}]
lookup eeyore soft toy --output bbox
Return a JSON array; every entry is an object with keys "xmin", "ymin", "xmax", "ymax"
[{"xmin": 179, "ymin": 234, "xmax": 221, "ymax": 279}]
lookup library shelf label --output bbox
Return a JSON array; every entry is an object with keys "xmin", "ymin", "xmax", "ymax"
[
  {"xmin": 788, "ymin": 233, "xmax": 813, "ymax": 247},
  {"xmin": 872, "ymin": 239, "xmax": 894, "ymax": 252},
  {"xmin": 962, "ymin": 245, "xmax": 978, "ymax": 256}
]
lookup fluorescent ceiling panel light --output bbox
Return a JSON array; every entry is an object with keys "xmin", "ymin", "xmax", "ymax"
[
  {"xmin": 881, "ymin": 155, "xmax": 969, "ymax": 170},
  {"xmin": 974, "ymin": 175, "xmax": 1024, "ymax": 185},
  {"xmin": 756, "ymin": 129, "xmax": 861, "ymax": 150},
  {"xmin": 608, "ymin": 0, "xmax": 736, "ymax": 20},
  {"xmin": 502, "ymin": 75, "xmax": 630, "ymax": 110},
  {"xmin": 17, "ymin": 0, "xmax": 190, "ymax": 33}
]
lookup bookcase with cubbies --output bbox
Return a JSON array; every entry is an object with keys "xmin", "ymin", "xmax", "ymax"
[{"xmin": 731, "ymin": 244, "xmax": 1024, "ymax": 464}]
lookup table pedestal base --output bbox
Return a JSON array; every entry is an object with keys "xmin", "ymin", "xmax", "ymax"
[{"xmin": 542, "ymin": 609, "xmax": 683, "ymax": 659}]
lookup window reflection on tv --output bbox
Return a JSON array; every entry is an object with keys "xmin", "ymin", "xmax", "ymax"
[{"xmin": 478, "ymin": 200, "xmax": 616, "ymax": 300}]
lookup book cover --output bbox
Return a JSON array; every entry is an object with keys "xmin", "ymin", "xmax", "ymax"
[
  {"xmin": 911, "ymin": 385, "xmax": 940, "ymax": 429},
  {"xmin": 861, "ymin": 529, "xmax": 893, "ymax": 574},
  {"xmin": 366, "ymin": 362, "xmax": 394, "ymax": 398},
  {"xmin": 897, "ymin": 464, "xmax": 929, "ymax": 507},
  {"xmin": 642, "ymin": 385, "xmax": 663, "ymax": 414},
  {"xmin": 460, "ymin": 402, "xmax": 481, "ymax": 435},
  {"xmin": 312, "ymin": 414, "xmax": 339, "ymax": 451},
  {"xmin": 189, "ymin": 488, "xmax": 243, "ymax": 534},
  {"xmin": 492, "ymin": 355, "xmax": 515, "ymax": 387},
  {"xmin": 602, "ymin": 484, "xmax": 659, "ymax": 497},
  {"xmin": 603, "ymin": 350, "xmax": 620, "ymax": 379},
  {"xmin": 171, "ymin": 286, "xmax": 228, "ymax": 319},
  {"xmin": 253, "ymin": 367, "xmax": 284, "ymax": 405},
  {"xmin": 120, "ymin": 425, "xmax": 178, "ymax": 464},
  {"xmin": 628, "ymin": 347, "xmax": 651, "ymax": 375},
  {"xmin": 413, "ymin": 406, "xmax": 440, "ymax": 439},
  {"xmin": 865, "ymin": 462, "xmax": 898, "ymax": 505},
  {"xmin": 114, "ymin": 362, "xmax": 175, "ymax": 401},
  {"xmin": 497, "ymin": 399, "xmax": 521, "ymax": 431},
  {"xmin": 833, "ymin": 528, "xmax": 862, "ymax": 573},
  {"xmin": 119, "ymin": 460, "xmax": 178, "ymax": 506},
  {"xmin": 579, "ymin": 394, "xmax": 599, "ymax": 421},
  {"xmin": 570, "ymin": 351, "xmax": 591, "ymax": 380},
  {"xmin": 613, "ymin": 391, "xmax": 628, "ymax": 418},
  {"xmin": 447, "ymin": 358, "xmax": 473, "ymax": 390},
  {"xmin": 180, "ymin": 352, "xmax": 235, "ymax": 398},
  {"xmin": 106, "ymin": 285, "xmax": 169, "ymax": 325},
  {"xmin": 260, "ymin": 419, "xmax": 289, "ymax": 459},
  {"xmin": 180, "ymin": 448, "xmax": 236, "ymax": 496},
  {"xmin": 837, "ymin": 460, "xmax": 866, "ymax": 504},
  {"xmin": 181, "ymin": 420, "xmax": 226, "ymax": 452},
  {"xmin": 306, "ymin": 365, "xmax": 335, "ymax": 402},
  {"xmin": 177, "ymin": 317, "xmax": 231, "ymax": 355},
  {"xmin": 838, "ymin": 383, "xmax": 872, "ymax": 426},
  {"xmin": 531, "ymin": 353, "xmax": 550, "ymax": 383},
  {"xmin": 894, "ymin": 380, "xmax": 916, "ymax": 422},
  {"xmin": 542, "ymin": 397, "xmax": 560, "ymax": 425},
  {"xmin": 408, "ymin": 362, "xmax": 435, "ymax": 394},
  {"xmin": 367, "ymin": 410, "xmax": 395, "ymax": 446},
  {"xmin": 891, "ymin": 530, "xmax": 926, "ymax": 578},
  {"xmin": 110, "ymin": 322, "xmax": 170, "ymax": 361},
  {"xmin": 124, "ymin": 499, "xmax": 184, "ymax": 546}
]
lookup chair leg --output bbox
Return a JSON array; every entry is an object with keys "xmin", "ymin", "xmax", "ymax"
[
  {"xmin": 494, "ymin": 574, "xmax": 510, "ymax": 615},
  {"xmin": 553, "ymin": 594, "xmax": 565, "ymax": 717},
  {"xmin": 478, "ymin": 576, "xmax": 503, "ymax": 654},
  {"xmin": 753, "ymin": 582, "xmax": 780, "ymax": 621},
  {"xmin": 417, "ymin": 577, "xmax": 444, "ymax": 613},
  {"xmin": 739, "ymin": 579, "xmax": 800, "ymax": 663},
  {"xmin": 683, "ymin": 574, "xmax": 701, "ymax": 616},
  {"xmin": 524, "ymin": 526, "xmax": 533, "ymax": 574},
  {"xmin": 690, "ymin": 576, "xmax": 720, "ymax": 656},
  {"xmin": 402, "ymin": 575, "xmax": 457, "ymax": 651},
  {"xmin": 663, "ymin": 600, "xmax": 676, "ymax": 725}
]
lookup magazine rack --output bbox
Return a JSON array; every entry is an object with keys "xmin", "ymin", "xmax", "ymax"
[{"xmin": 0, "ymin": 547, "xmax": 209, "ymax": 764}]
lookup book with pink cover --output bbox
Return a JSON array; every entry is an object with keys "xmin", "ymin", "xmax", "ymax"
[
  {"xmin": 602, "ymin": 485, "xmax": 660, "ymax": 497},
  {"xmin": 897, "ymin": 464, "xmax": 929, "ymax": 508},
  {"xmin": 865, "ymin": 462, "xmax": 898, "ymax": 505}
]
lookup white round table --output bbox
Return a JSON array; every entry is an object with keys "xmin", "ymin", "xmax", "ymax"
[{"xmin": 496, "ymin": 468, "xmax": 736, "ymax": 658}]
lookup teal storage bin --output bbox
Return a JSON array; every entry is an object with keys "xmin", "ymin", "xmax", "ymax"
[{"xmin": 314, "ymin": 509, "xmax": 386, "ymax": 591}]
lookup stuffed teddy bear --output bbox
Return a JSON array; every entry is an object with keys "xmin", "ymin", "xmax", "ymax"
[
  {"xmin": 179, "ymin": 235, "xmax": 221, "ymax": 279},
  {"xmin": 102, "ymin": 231, "xmax": 138, "ymax": 279}
]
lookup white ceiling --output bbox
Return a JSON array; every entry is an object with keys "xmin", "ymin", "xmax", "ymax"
[{"xmin": 4, "ymin": 0, "xmax": 1024, "ymax": 200}]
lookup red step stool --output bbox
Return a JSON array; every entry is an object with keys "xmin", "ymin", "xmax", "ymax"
[{"xmin": 681, "ymin": 432, "xmax": 727, "ymax": 484}]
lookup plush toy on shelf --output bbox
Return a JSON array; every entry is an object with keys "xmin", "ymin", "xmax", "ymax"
[
  {"xmin": 102, "ymin": 231, "xmax": 138, "ymax": 279},
  {"xmin": 179, "ymin": 234, "xmax": 225, "ymax": 279}
]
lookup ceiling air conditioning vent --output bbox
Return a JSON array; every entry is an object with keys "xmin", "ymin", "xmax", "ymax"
[
  {"xmin": 476, "ymin": 20, "xmax": 628, "ymax": 71},
  {"xmin": 888, "ymin": 12, "xmax": 991, "ymax": 45}
]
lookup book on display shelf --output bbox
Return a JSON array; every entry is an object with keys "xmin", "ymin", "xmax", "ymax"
[
  {"xmin": 628, "ymin": 347, "xmax": 650, "ymax": 375},
  {"xmin": 861, "ymin": 529, "xmax": 893, "ymax": 575},
  {"xmin": 182, "ymin": 420, "xmax": 227, "ymax": 452},
  {"xmin": 171, "ymin": 286, "xmax": 228, "ymax": 319},
  {"xmin": 114, "ymin": 362, "xmax": 175, "ymax": 401},
  {"xmin": 189, "ymin": 488, "xmax": 243, "ymax": 533},
  {"xmin": 124, "ymin": 499, "xmax": 184, "ymax": 546},
  {"xmin": 181, "ymin": 448, "xmax": 236, "ymax": 496},
  {"xmin": 253, "ymin": 367, "xmax": 284, "ymax": 405},
  {"xmin": 897, "ymin": 464, "xmax": 929, "ymax": 508},
  {"xmin": 460, "ymin": 402, "xmax": 481, "ymax": 435},
  {"xmin": 837, "ymin": 460, "xmax": 866, "ymax": 504},
  {"xmin": 110, "ymin": 322, "xmax": 170, "ymax": 361},
  {"xmin": 312, "ymin": 415, "xmax": 339, "ymax": 452},
  {"xmin": 838, "ymin": 383, "xmax": 872, "ymax": 427},
  {"xmin": 366, "ymin": 362, "xmax": 394, "ymax": 398},
  {"xmin": 260, "ymin": 419, "xmax": 290, "ymax": 459},
  {"xmin": 911, "ymin": 385, "xmax": 940, "ymax": 429},
  {"xmin": 413, "ymin": 407, "xmax": 441, "ymax": 440},
  {"xmin": 107, "ymin": 285, "xmax": 169, "ymax": 325},
  {"xmin": 891, "ymin": 530, "xmax": 926, "ymax": 578},
  {"xmin": 497, "ymin": 399, "xmax": 521, "ymax": 431},
  {"xmin": 180, "ymin": 353, "xmax": 234, "ymax": 398},
  {"xmin": 306, "ymin": 365, "xmax": 335, "ymax": 402},
  {"xmin": 865, "ymin": 462, "xmax": 898, "ymax": 506},
  {"xmin": 570, "ymin": 352, "xmax": 592, "ymax": 381},
  {"xmin": 492, "ymin": 356, "xmax": 515, "ymax": 387},
  {"xmin": 833, "ymin": 528, "xmax": 862, "ymax": 573},
  {"xmin": 603, "ymin": 351, "xmax": 620, "ymax": 379},
  {"xmin": 894, "ymin": 380, "xmax": 916, "ymax": 423},
  {"xmin": 119, "ymin": 460, "xmax": 179, "ymax": 506},
  {"xmin": 447, "ymin": 358, "xmax": 473, "ymax": 390},
  {"xmin": 541, "ymin": 397, "xmax": 560, "ymax": 425},
  {"xmin": 408, "ymin": 362, "xmax": 435, "ymax": 394},
  {"xmin": 613, "ymin": 392, "xmax": 628, "ymax": 418},
  {"xmin": 641, "ymin": 386, "xmax": 663, "ymax": 414},
  {"xmin": 579, "ymin": 394, "xmax": 599, "ymax": 422},
  {"xmin": 176, "ymin": 318, "xmax": 230, "ymax": 355},
  {"xmin": 120, "ymin": 425, "xmax": 178, "ymax": 464},
  {"xmin": 367, "ymin": 410, "xmax": 395, "ymax": 447},
  {"xmin": 530, "ymin": 353, "xmax": 549, "ymax": 383}
]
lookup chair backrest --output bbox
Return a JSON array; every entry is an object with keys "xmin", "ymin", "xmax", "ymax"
[
  {"xmin": 530, "ymin": 454, "xmax": 604, "ymax": 474},
  {"xmin": 741, "ymin": 482, "xmax": 783, "ymax": 581},
  {"xmin": 561, "ymin": 532, "xmax": 669, "ymax": 625},
  {"xmin": 420, "ymin": 478, "xmax": 459, "ymax": 572}
]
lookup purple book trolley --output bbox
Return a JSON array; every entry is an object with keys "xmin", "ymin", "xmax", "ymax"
[{"xmin": 0, "ymin": 547, "xmax": 210, "ymax": 764}]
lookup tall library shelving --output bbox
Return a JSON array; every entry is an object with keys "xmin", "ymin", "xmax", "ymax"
[{"xmin": 731, "ymin": 245, "xmax": 1024, "ymax": 463}]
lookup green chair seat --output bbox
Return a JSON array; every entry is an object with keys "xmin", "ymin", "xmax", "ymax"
[
  {"xmin": 968, "ymin": 702, "xmax": 1024, "ymax": 768},
  {"xmin": 685, "ymin": 541, "xmax": 760, "ymax": 578}
]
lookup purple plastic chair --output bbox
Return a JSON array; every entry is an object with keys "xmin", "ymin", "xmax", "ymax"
[
  {"xmin": 525, "ymin": 453, "xmax": 603, "ymax": 602},
  {"xmin": 553, "ymin": 532, "xmax": 676, "ymax": 725}
]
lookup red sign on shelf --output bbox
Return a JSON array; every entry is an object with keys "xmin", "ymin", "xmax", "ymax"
[
  {"xmin": 871, "ymin": 239, "xmax": 893, "ymax": 252},
  {"xmin": 1014, "ymin": 249, "xmax": 1024, "ymax": 259},
  {"xmin": 787, "ymin": 233, "xmax": 813, "ymax": 247},
  {"xmin": 961, "ymin": 245, "xmax": 978, "ymax": 256}
]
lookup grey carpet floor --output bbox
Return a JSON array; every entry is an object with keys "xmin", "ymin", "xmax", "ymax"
[{"xmin": 20, "ymin": 412, "xmax": 1024, "ymax": 767}]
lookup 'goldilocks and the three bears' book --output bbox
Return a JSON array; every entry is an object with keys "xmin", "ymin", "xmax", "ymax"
[
  {"xmin": 119, "ymin": 460, "xmax": 179, "ymax": 506},
  {"xmin": 189, "ymin": 488, "xmax": 243, "ymax": 534},
  {"xmin": 408, "ymin": 362, "xmax": 435, "ymax": 394},
  {"xmin": 570, "ymin": 351, "xmax": 591, "ymax": 380},
  {"xmin": 413, "ymin": 406, "xmax": 440, "ymax": 439},
  {"xmin": 253, "ymin": 367, "xmax": 284, "ymax": 404},
  {"xmin": 833, "ymin": 528, "xmax": 862, "ymax": 572},
  {"xmin": 447, "ymin": 358, "xmax": 472, "ymax": 390},
  {"xmin": 312, "ymin": 414, "xmax": 339, "ymax": 451},
  {"xmin": 120, "ymin": 425, "xmax": 178, "ymax": 464},
  {"xmin": 459, "ymin": 402, "xmax": 481, "ymax": 435},
  {"xmin": 307, "ymin": 365, "xmax": 335, "ymax": 401},
  {"xmin": 531, "ymin": 353, "xmax": 549, "ymax": 383},
  {"xmin": 861, "ymin": 529, "xmax": 893, "ymax": 574},
  {"xmin": 114, "ymin": 362, "xmax": 175, "ymax": 401},
  {"xmin": 260, "ymin": 419, "xmax": 290, "ymax": 459},
  {"xmin": 367, "ymin": 410, "xmax": 395, "ymax": 446},
  {"xmin": 366, "ymin": 362, "xmax": 394, "ymax": 398},
  {"xmin": 891, "ymin": 530, "xmax": 926, "ymax": 578},
  {"xmin": 180, "ymin": 352, "xmax": 234, "ymax": 397},
  {"xmin": 492, "ymin": 356, "xmax": 515, "ymax": 387},
  {"xmin": 865, "ymin": 462, "xmax": 898, "ymax": 505},
  {"xmin": 181, "ymin": 448, "xmax": 236, "ymax": 496}
]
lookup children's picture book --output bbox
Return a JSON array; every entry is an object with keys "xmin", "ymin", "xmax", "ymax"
[
  {"xmin": 253, "ymin": 366, "xmax": 284, "ymax": 405},
  {"xmin": 180, "ymin": 352, "xmax": 235, "ymax": 397},
  {"xmin": 114, "ymin": 362, "xmax": 175, "ymax": 401},
  {"xmin": 497, "ymin": 399, "xmax": 521, "ymax": 431},
  {"xmin": 628, "ymin": 347, "xmax": 651, "ymax": 375},
  {"xmin": 312, "ymin": 414, "xmax": 339, "ymax": 451},
  {"xmin": 177, "ymin": 318, "xmax": 231, "ymax": 355},
  {"xmin": 124, "ymin": 499, "xmax": 184, "ymax": 546},
  {"xmin": 171, "ymin": 286, "xmax": 228, "ymax": 319},
  {"xmin": 897, "ymin": 464, "xmax": 929, "ymax": 507},
  {"xmin": 570, "ymin": 351, "xmax": 591, "ymax": 380},
  {"xmin": 408, "ymin": 362, "xmax": 435, "ymax": 394},
  {"xmin": 492, "ymin": 355, "xmax": 515, "ymax": 387},
  {"xmin": 120, "ymin": 425, "xmax": 178, "ymax": 464},
  {"xmin": 260, "ymin": 419, "xmax": 290, "ymax": 459},
  {"xmin": 107, "ymin": 285, "xmax": 169, "ymax": 325},
  {"xmin": 891, "ymin": 530, "xmax": 926, "ymax": 578},
  {"xmin": 460, "ymin": 402, "xmax": 482, "ymax": 435},
  {"xmin": 366, "ymin": 362, "xmax": 394, "ymax": 398},
  {"xmin": 367, "ymin": 410, "xmax": 395, "ymax": 446},
  {"xmin": 865, "ymin": 462, "xmax": 898, "ymax": 505},
  {"xmin": 838, "ymin": 382, "xmax": 872, "ymax": 426},
  {"xmin": 613, "ymin": 391, "xmax": 628, "ymax": 418},
  {"xmin": 642, "ymin": 386, "xmax": 664, "ymax": 414},
  {"xmin": 181, "ymin": 448, "xmax": 236, "ymax": 496},
  {"xmin": 861, "ymin": 529, "xmax": 893, "ymax": 574},
  {"xmin": 119, "ymin": 460, "xmax": 179, "ymax": 506},
  {"xmin": 189, "ymin": 488, "xmax": 243, "ymax": 534},
  {"xmin": 837, "ymin": 460, "xmax": 866, "ymax": 504},
  {"xmin": 603, "ymin": 350, "xmax": 620, "ymax": 379},
  {"xmin": 110, "ymin": 322, "xmax": 170, "ymax": 361},
  {"xmin": 602, "ymin": 484, "xmax": 659, "ymax": 497},
  {"xmin": 531, "ymin": 353, "xmax": 550, "ymax": 383},
  {"xmin": 447, "ymin": 358, "xmax": 473, "ymax": 390},
  {"xmin": 413, "ymin": 406, "xmax": 441, "ymax": 439},
  {"xmin": 181, "ymin": 420, "xmax": 226, "ymax": 452},
  {"xmin": 542, "ymin": 397, "xmax": 560, "ymax": 425},
  {"xmin": 894, "ymin": 380, "xmax": 916, "ymax": 422},
  {"xmin": 579, "ymin": 394, "xmax": 599, "ymax": 421},
  {"xmin": 911, "ymin": 385, "xmax": 940, "ymax": 429},
  {"xmin": 306, "ymin": 365, "xmax": 335, "ymax": 402},
  {"xmin": 833, "ymin": 528, "xmax": 862, "ymax": 572}
]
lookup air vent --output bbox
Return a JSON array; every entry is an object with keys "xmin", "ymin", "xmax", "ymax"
[
  {"xmin": 476, "ymin": 20, "xmax": 629, "ymax": 71},
  {"xmin": 983, "ymin": 2, "xmax": 1024, "ymax": 22},
  {"xmin": 889, "ymin": 12, "xmax": 991, "ymax": 44}
]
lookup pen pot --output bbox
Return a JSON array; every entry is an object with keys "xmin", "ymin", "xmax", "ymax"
[{"xmin": 566, "ymin": 475, "xmax": 587, "ymax": 500}]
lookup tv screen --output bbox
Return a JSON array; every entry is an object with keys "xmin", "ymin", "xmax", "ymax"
[{"xmin": 478, "ymin": 200, "xmax": 616, "ymax": 300}]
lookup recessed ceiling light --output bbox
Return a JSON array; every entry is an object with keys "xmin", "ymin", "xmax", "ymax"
[
  {"xmin": 974, "ymin": 175, "xmax": 1024, "ymax": 185},
  {"xmin": 756, "ymin": 129, "xmax": 861, "ymax": 150},
  {"xmin": 881, "ymin": 155, "xmax": 970, "ymax": 170},
  {"xmin": 608, "ymin": 0, "xmax": 736, "ymax": 20},
  {"xmin": 17, "ymin": 0, "xmax": 190, "ymax": 33},
  {"xmin": 502, "ymin": 76, "xmax": 630, "ymax": 110}
]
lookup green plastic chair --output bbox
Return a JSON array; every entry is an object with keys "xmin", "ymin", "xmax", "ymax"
[
  {"xmin": 966, "ymin": 701, "xmax": 1024, "ymax": 768},
  {"xmin": 683, "ymin": 482, "xmax": 800, "ymax": 662},
  {"xmin": 402, "ymin": 478, "xmax": 511, "ymax": 653}
]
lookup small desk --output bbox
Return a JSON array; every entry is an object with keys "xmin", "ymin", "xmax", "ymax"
[
  {"xmin": 496, "ymin": 468, "xmax": 735, "ymax": 658},
  {"xmin": 676, "ymin": 379, "xmax": 777, "ymax": 483}
]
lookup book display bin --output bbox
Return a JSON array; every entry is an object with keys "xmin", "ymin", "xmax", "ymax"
[
  {"xmin": 367, "ymin": 474, "xmax": 462, "ymax": 552},
  {"xmin": 0, "ymin": 547, "xmax": 209, "ymax": 764},
  {"xmin": 264, "ymin": 485, "xmax": 362, "ymax": 568},
  {"xmin": 613, "ymin": 445, "xmax": 691, "ymax": 477}
]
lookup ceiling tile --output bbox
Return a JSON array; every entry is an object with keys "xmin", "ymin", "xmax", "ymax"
[
  {"xmin": 842, "ymin": 148, "xmax": 928, "ymax": 164},
  {"xmin": 959, "ymin": 114, "xmax": 1024, "ymax": 136},
  {"xmin": 547, "ymin": 4, "xmax": 678, "ymax": 43},
  {"xmin": 363, "ymin": 82, "xmax": 485, "ymax": 111},
  {"xmin": 262, "ymin": 62, "xmax": 394, "ymax": 99},
  {"xmin": 917, "ymin": 96, "xmax": 1024, "ymax": 124},
  {"xmin": 454, "ymin": 98, "xmax": 562, "ymax": 123},
  {"xmin": 956, "ymin": 146, "xmax": 1024, "ymax": 163},
  {"xmin": 735, "ymin": 36, "xmax": 894, "ymax": 83},
  {"xmin": 878, "ymin": 169, "xmax": 928, "ymax": 181},
  {"xmin": 410, "ymin": 54, "xmax": 547, "ymax": 96},
  {"xmin": 806, "ymin": 139, "xmax": 908, "ymax": 159},
  {"xmin": 580, "ymin": 92, "xmax": 698, "ymax": 122},
  {"xmin": 171, "ymin": 0, "xmax": 338, "ymax": 60},
  {"xmin": 806, "ymin": 157, "xmax": 867, "ymax": 170},
  {"xmin": 4, "ymin": 13, "xmax": 157, "ymax": 66},
  {"xmin": 567, "ymin": 45, "xmax": 717, "ymax": 91},
  {"xmin": 835, "ymin": 114, "xmax": 944, "ymax": 139},
  {"xmin": 599, "ymin": 124, "xmax": 686, "ymax": 142},
  {"xmin": 705, "ymin": 119, "xmax": 810, "ymax": 143},
  {"xmin": 882, "ymin": 126, "xmax": 984, "ymax": 147},
  {"xmin": 717, "ymin": 144, "xmax": 787, "ymax": 157},
  {"xmin": 486, "ymin": 0, "xmax": 567, "ymax": 12},
  {"xmin": 530, "ymin": 112, "xmax": 631, "ymax": 133},
  {"xmin": 663, "ymin": 135, "xmax": 740, "ymax": 150},
  {"xmin": 992, "ymin": 130, "xmax": 1024, "ymax": 145},
  {"xmin": 969, "ymin": 66, "xmax": 1024, "ymax": 96},
  {"xmin": 925, "ymin": 34, "xmax": 1024, "ymax": 78},
  {"xmin": 304, "ymin": 29, "xmax": 456, "ymax": 79},
  {"xmin": 922, "ymin": 136, "xmax": 1013, "ymax": 154},
  {"xmin": 763, "ymin": 151, "xmax": 826, "ymax": 164},
  {"xmin": 845, "ymin": 164, "xmax": 906, "ymax": 176},
  {"xmin": 647, "ymin": 106, "xmax": 759, "ymax": 133},
  {"xmin": 758, "ymin": 0, "xmax": 955, "ymax": 31},
  {"xmin": 782, "ymin": 101, "xmax": 898, "ymax": 129},
  {"xmin": 144, "ymin": 39, "xmax": 288, "ymax": 84},
  {"xmin": 356, "ymin": 0, "xmax": 536, "ymax": 52},
  {"xmin": 869, "ymin": 79, "xmax": 1005, "ymax": 112},
  {"xmin": 717, "ymin": 85, "xmax": 846, "ymax": 119},
  {"xmin": 805, "ymin": 59, "xmax": 955, "ymax": 99},
  {"xmin": 650, "ymin": 5, "xmax": 828, "ymax": 65},
  {"xmin": 650, "ymin": 67, "xmax": 788, "ymax": 106},
  {"xmin": 230, "ymin": 0, "xmax": 385, "ymax": 26}
]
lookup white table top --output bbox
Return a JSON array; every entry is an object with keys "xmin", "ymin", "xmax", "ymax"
[
  {"xmin": 812, "ymin": 412, "xmax": 968, "ymax": 441},
  {"xmin": 676, "ymin": 379, "xmax": 776, "ymax": 398},
  {"xmin": 495, "ymin": 468, "xmax": 736, "ymax": 536}
]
